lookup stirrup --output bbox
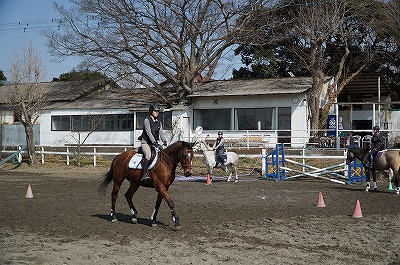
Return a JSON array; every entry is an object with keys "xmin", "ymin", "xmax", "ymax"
[{"xmin": 141, "ymin": 173, "xmax": 150, "ymax": 181}]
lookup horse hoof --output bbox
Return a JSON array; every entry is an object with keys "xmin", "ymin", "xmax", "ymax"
[
  {"xmin": 174, "ymin": 225, "xmax": 181, "ymax": 231},
  {"xmin": 151, "ymin": 221, "xmax": 157, "ymax": 227},
  {"xmin": 111, "ymin": 218, "xmax": 118, "ymax": 222},
  {"xmin": 234, "ymin": 180, "xmax": 238, "ymax": 183},
  {"xmin": 365, "ymin": 189, "xmax": 369, "ymax": 192},
  {"xmin": 227, "ymin": 179, "xmax": 231, "ymax": 182},
  {"xmin": 132, "ymin": 218, "xmax": 137, "ymax": 224}
]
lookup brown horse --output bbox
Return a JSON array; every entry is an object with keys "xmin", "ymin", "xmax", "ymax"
[
  {"xmin": 98, "ymin": 141, "xmax": 196, "ymax": 230},
  {"xmin": 346, "ymin": 147, "xmax": 400, "ymax": 194}
]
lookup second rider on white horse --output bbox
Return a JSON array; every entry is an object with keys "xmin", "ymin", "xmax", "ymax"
[{"xmin": 213, "ymin": 131, "xmax": 226, "ymax": 168}]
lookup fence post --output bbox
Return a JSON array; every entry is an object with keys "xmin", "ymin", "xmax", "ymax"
[
  {"xmin": 93, "ymin": 147, "xmax": 97, "ymax": 167},
  {"xmin": 261, "ymin": 149, "xmax": 266, "ymax": 175},
  {"xmin": 66, "ymin": 147, "xmax": 70, "ymax": 165},
  {"xmin": 41, "ymin": 146, "xmax": 44, "ymax": 164}
]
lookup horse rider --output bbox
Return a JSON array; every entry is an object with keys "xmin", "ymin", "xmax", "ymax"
[
  {"xmin": 365, "ymin": 125, "xmax": 385, "ymax": 169},
  {"xmin": 138, "ymin": 103, "xmax": 168, "ymax": 181},
  {"xmin": 213, "ymin": 131, "xmax": 225, "ymax": 167}
]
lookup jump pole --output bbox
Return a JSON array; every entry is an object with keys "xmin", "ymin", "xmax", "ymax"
[
  {"xmin": 281, "ymin": 166, "xmax": 346, "ymax": 184},
  {"xmin": 285, "ymin": 158, "xmax": 347, "ymax": 180}
]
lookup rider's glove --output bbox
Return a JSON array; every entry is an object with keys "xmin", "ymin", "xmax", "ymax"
[
  {"xmin": 163, "ymin": 141, "xmax": 167, "ymax": 147},
  {"xmin": 154, "ymin": 142, "xmax": 160, "ymax": 148}
]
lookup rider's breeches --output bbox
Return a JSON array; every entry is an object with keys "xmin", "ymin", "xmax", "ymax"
[
  {"xmin": 368, "ymin": 148, "xmax": 378, "ymax": 162},
  {"xmin": 141, "ymin": 143, "xmax": 152, "ymax": 160},
  {"xmin": 216, "ymin": 148, "xmax": 224, "ymax": 162}
]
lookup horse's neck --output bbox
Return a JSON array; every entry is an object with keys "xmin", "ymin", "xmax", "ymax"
[
  {"xmin": 161, "ymin": 148, "xmax": 179, "ymax": 169},
  {"xmin": 200, "ymin": 141, "xmax": 212, "ymax": 151},
  {"xmin": 353, "ymin": 149, "xmax": 366, "ymax": 160}
]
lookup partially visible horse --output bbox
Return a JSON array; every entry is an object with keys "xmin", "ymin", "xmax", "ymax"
[
  {"xmin": 197, "ymin": 141, "xmax": 239, "ymax": 183},
  {"xmin": 346, "ymin": 147, "xmax": 400, "ymax": 194},
  {"xmin": 98, "ymin": 141, "xmax": 196, "ymax": 230}
]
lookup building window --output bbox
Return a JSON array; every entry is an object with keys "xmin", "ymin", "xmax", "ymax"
[
  {"xmin": 51, "ymin": 115, "xmax": 71, "ymax": 131},
  {"xmin": 234, "ymin": 108, "xmax": 275, "ymax": 130},
  {"xmin": 193, "ymin": 109, "xmax": 231, "ymax": 130},
  {"xmin": 114, "ymin": 114, "xmax": 134, "ymax": 131},
  {"xmin": 278, "ymin": 107, "xmax": 291, "ymax": 143},
  {"xmin": 71, "ymin": 115, "xmax": 92, "ymax": 131},
  {"xmin": 136, "ymin": 111, "xmax": 172, "ymax": 130},
  {"xmin": 51, "ymin": 114, "xmax": 134, "ymax": 132}
]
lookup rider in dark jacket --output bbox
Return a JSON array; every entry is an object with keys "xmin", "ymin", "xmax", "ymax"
[
  {"xmin": 213, "ymin": 131, "xmax": 225, "ymax": 167},
  {"xmin": 365, "ymin": 125, "xmax": 385, "ymax": 169},
  {"xmin": 139, "ymin": 103, "xmax": 168, "ymax": 181}
]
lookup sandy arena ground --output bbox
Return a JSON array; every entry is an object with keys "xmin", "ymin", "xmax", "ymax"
[{"xmin": 1, "ymin": 161, "xmax": 400, "ymax": 265}]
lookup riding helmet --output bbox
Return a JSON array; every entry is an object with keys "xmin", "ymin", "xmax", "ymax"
[
  {"xmin": 149, "ymin": 103, "xmax": 161, "ymax": 113},
  {"xmin": 373, "ymin": 125, "xmax": 380, "ymax": 131},
  {"xmin": 218, "ymin": 131, "xmax": 223, "ymax": 135}
]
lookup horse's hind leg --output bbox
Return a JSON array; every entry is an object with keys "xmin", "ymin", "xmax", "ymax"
[
  {"xmin": 150, "ymin": 192, "xmax": 163, "ymax": 227},
  {"xmin": 110, "ymin": 180, "xmax": 123, "ymax": 222},
  {"xmin": 234, "ymin": 164, "xmax": 238, "ymax": 183},
  {"xmin": 226, "ymin": 165, "xmax": 233, "ymax": 182},
  {"xmin": 125, "ymin": 183, "xmax": 139, "ymax": 223}
]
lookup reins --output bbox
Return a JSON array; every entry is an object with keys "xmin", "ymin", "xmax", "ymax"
[{"xmin": 153, "ymin": 145, "xmax": 191, "ymax": 171}]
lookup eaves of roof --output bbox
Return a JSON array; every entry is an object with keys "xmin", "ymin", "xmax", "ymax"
[{"xmin": 189, "ymin": 77, "xmax": 312, "ymax": 98}]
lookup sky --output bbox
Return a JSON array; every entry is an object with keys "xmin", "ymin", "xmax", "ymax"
[
  {"xmin": 0, "ymin": 0, "xmax": 240, "ymax": 83},
  {"xmin": 0, "ymin": 0, "xmax": 90, "ymax": 82}
]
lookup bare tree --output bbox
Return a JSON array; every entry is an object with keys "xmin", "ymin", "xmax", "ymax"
[
  {"xmin": 6, "ymin": 42, "xmax": 47, "ymax": 164},
  {"xmin": 68, "ymin": 114, "xmax": 109, "ymax": 167},
  {"xmin": 246, "ymin": 0, "xmax": 396, "ymax": 133},
  {"xmin": 43, "ymin": 0, "xmax": 258, "ymax": 105}
]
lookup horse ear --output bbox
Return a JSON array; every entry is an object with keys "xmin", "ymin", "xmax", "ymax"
[{"xmin": 188, "ymin": 141, "xmax": 196, "ymax": 149}]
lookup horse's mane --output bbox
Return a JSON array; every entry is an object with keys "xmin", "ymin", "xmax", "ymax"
[
  {"xmin": 348, "ymin": 147, "xmax": 369, "ymax": 155},
  {"xmin": 164, "ymin": 141, "xmax": 194, "ymax": 154}
]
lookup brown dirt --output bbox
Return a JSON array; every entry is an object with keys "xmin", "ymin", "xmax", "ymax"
[{"xmin": 1, "ymin": 160, "xmax": 400, "ymax": 265}]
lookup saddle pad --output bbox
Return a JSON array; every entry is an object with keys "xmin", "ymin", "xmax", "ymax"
[
  {"xmin": 128, "ymin": 153, "xmax": 158, "ymax": 169},
  {"xmin": 375, "ymin": 150, "xmax": 386, "ymax": 161}
]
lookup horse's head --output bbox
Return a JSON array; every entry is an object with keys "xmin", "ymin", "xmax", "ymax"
[
  {"xmin": 346, "ymin": 149, "xmax": 355, "ymax": 165},
  {"xmin": 180, "ymin": 142, "xmax": 195, "ymax": 177}
]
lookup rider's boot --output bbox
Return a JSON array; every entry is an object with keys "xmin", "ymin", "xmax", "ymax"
[{"xmin": 141, "ymin": 159, "xmax": 150, "ymax": 181}]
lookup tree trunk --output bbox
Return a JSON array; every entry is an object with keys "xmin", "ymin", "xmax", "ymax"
[{"xmin": 24, "ymin": 124, "xmax": 36, "ymax": 165}]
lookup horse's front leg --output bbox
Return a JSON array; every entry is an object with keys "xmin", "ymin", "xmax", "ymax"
[
  {"xmin": 150, "ymin": 192, "xmax": 163, "ymax": 227},
  {"xmin": 364, "ymin": 168, "xmax": 371, "ymax": 192},
  {"xmin": 372, "ymin": 170, "xmax": 378, "ymax": 191},
  {"xmin": 393, "ymin": 170, "xmax": 400, "ymax": 195},
  {"xmin": 158, "ymin": 186, "xmax": 181, "ymax": 230},
  {"xmin": 124, "ymin": 183, "xmax": 139, "ymax": 223}
]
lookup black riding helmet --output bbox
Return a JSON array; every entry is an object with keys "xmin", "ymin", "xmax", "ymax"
[
  {"xmin": 373, "ymin": 125, "xmax": 380, "ymax": 131},
  {"xmin": 218, "ymin": 131, "xmax": 223, "ymax": 136},
  {"xmin": 149, "ymin": 103, "xmax": 161, "ymax": 113}
]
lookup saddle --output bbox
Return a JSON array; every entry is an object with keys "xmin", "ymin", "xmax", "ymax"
[
  {"xmin": 214, "ymin": 152, "xmax": 227, "ymax": 165},
  {"xmin": 374, "ymin": 150, "xmax": 386, "ymax": 162},
  {"xmin": 128, "ymin": 147, "xmax": 158, "ymax": 169}
]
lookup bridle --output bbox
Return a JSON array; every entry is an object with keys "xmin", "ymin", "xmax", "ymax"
[{"xmin": 158, "ymin": 145, "xmax": 193, "ymax": 174}]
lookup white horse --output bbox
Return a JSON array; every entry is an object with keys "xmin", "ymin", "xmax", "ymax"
[{"xmin": 197, "ymin": 141, "xmax": 239, "ymax": 183}]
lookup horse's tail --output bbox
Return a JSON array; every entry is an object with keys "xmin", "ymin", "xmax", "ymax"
[{"xmin": 98, "ymin": 156, "xmax": 116, "ymax": 195}]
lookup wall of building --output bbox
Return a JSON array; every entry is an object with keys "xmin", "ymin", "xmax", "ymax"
[
  {"xmin": 38, "ymin": 109, "xmax": 135, "ymax": 147},
  {"xmin": 189, "ymin": 93, "xmax": 309, "ymax": 147}
]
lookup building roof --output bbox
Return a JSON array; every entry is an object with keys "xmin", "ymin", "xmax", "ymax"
[
  {"xmin": 0, "ymin": 79, "xmax": 159, "ymax": 111},
  {"xmin": 189, "ymin": 77, "xmax": 312, "ymax": 97},
  {"xmin": 337, "ymin": 73, "xmax": 399, "ymax": 102}
]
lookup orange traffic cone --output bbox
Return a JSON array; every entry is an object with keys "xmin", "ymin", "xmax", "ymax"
[
  {"xmin": 317, "ymin": 192, "xmax": 325, "ymax": 207},
  {"xmin": 352, "ymin": 200, "xmax": 363, "ymax": 218},
  {"xmin": 205, "ymin": 174, "xmax": 212, "ymax": 185},
  {"xmin": 25, "ymin": 185, "xmax": 33, "ymax": 198}
]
